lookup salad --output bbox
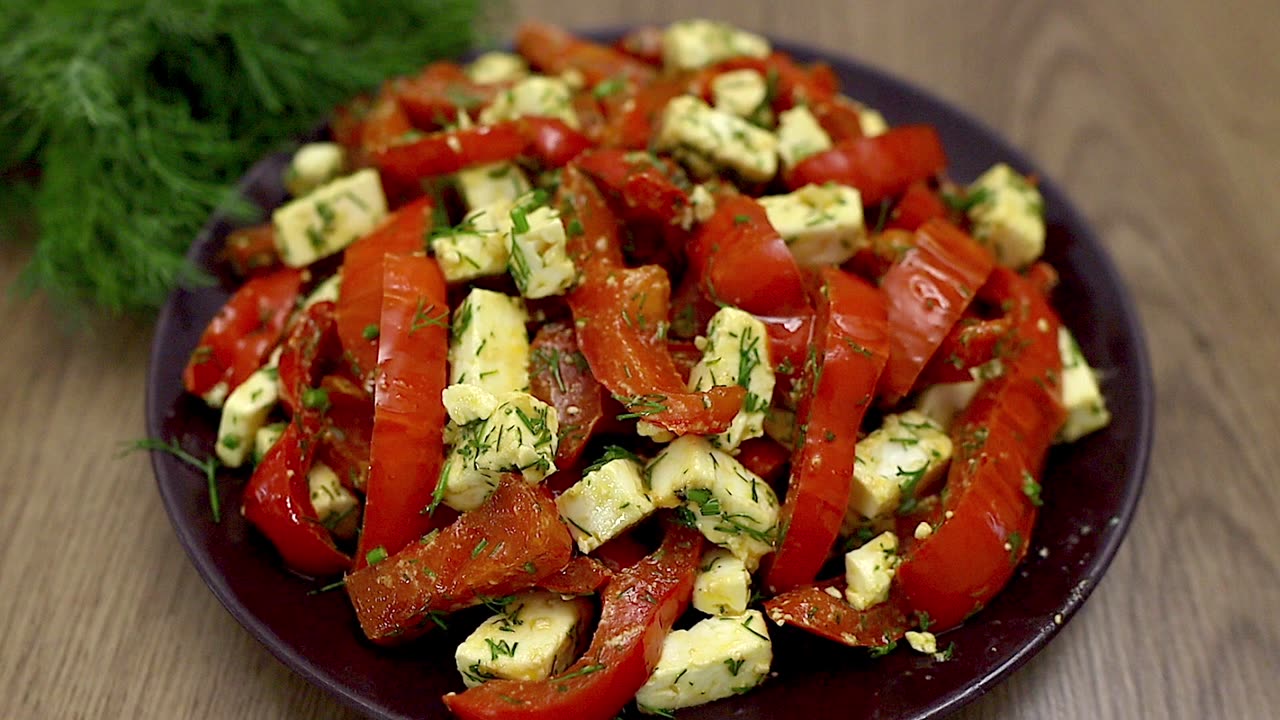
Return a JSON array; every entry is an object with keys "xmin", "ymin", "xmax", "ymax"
[{"xmin": 181, "ymin": 19, "xmax": 1112, "ymax": 719}]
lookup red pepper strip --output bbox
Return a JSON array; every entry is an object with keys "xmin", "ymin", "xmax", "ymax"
[
  {"xmin": 690, "ymin": 53, "xmax": 838, "ymax": 111},
  {"xmin": 276, "ymin": 301, "xmax": 343, "ymax": 416},
  {"xmin": 334, "ymin": 196, "xmax": 433, "ymax": 383},
  {"xmin": 764, "ymin": 269, "xmax": 890, "ymax": 593},
  {"xmin": 354, "ymin": 254, "xmax": 453, "ymax": 567},
  {"xmin": 346, "ymin": 478, "xmax": 575, "ymax": 644},
  {"xmin": 221, "ymin": 223, "xmax": 280, "ymax": 278},
  {"xmin": 330, "ymin": 94, "xmax": 370, "ymax": 155},
  {"xmin": 574, "ymin": 150, "xmax": 690, "ymax": 226},
  {"xmin": 808, "ymin": 96, "xmax": 867, "ymax": 143},
  {"xmin": 516, "ymin": 21, "xmax": 657, "ymax": 87},
  {"xmin": 444, "ymin": 522, "xmax": 703, "ymax": 720},
  {"xmin": 536, "ymin": 556, "xmax": 613, "ymax": 596},
  {"xmin": 686, "ymin": 194, "xmax": 811, "ymax": 316},
  {"xmin": 599, "ymin": 73, "xmax": 691, "ymax": 150},
  {"xmin": 664, "ymin": 338, "xmax": 703, "ymax": 382},
  {"xmin": 982, "ymin": 265, "xmax": 1064, "ymax": 392},
  {"xmin": 735, "ymin": 437, "xmax": 792, "ymax": 485},
  {"xmin": 371, "ymin": 123, "xmax": 528, "ymax": 189},
  {"xmin": 182, "ymin": 267, "xmax": 302, "ymax": 399},
  {"xmin": 315, "ymin": 375, "xmax": 374, "ymax": 492},
  {"xmin": 568, "ymin": 265, "xmax": 745, "ymax": 436},
  {"xmin": 591, "ymin": 532, "xmax": 651, "ymax": 573},
  {"xmin": 393, "ymin": 62, "xmax": 499, "ymax": 130},
  {"xmin": 878, "ymin": 218, "xmax": 994, "ymax": 404},
  {"xmin": 843, "ymin": 228, "xmax": 917, "ymax": 281},
  {"xmin": 764, "ymin": 585, "xmax": 912, "ymax": 648},
  {"xmin": 528, "ymin": 322, "xmax": 616, "ymax": 469},
  {"xmin": 786, "ymin": 125, "xmax": 948, "ymax": 206},
  {"xmin": 242, "ymin": 414, "xmax": 352, "ymax": 577},
  {"xmin": 555, "ymin": 165, "xmax": 625, "ymax": 278},
  {"xmin": 756, "ymin": 312, "xmax": 815, "ymax": 403},
  {"xmin": 359, "ymin": 84, "xmax": 414, "ymax": 155},
  {"xmin": 887, "ymin": 181, "xmax": 949, "ymax": 232},
  {"xmin": 916, "ymin": 312, "xmax": 1013, "ymax": 384},
  {"xmin": 518, "ymin": 117, "xmax": 595, "ymax": 169},
  {"xmin": 614, "ymin": 26, "xmax": 665, "ymax": 66}
]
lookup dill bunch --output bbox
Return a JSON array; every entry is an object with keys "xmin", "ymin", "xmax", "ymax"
[{"xmin": 0, "ymin": 0, "xmax": 494, "ymax": 316}]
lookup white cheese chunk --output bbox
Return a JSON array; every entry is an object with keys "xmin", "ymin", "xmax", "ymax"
[
  {"xmin": 967, "ymin": 162, "xmax": 1046, "ymax": 269},
  {"xmin": 655, "ymin": 95, "xmax": 778, "ymax": 183},
  {"xmin": 508, "ymin": 203, "xmax": 577, "ymax": 299},
  {"xmin": 556, "ymin": 455, "xmax": 655, "ymax": 553},
  {"xmin": 661, "ymin": 19, "xmax": 771, "ymax": 71},
  {"xmin": 687, "ymin": 307, "xmax": 775, "ymax": 452},
  {"xmin": 689, "ymin": 184, "xmax": 717, "ymax": 224},
  {"xmin": 1057, "ymin": 326, "xmax": 1111, "ymax": 442},
  {"xmin": 844, "ymin": 531, "xmax": 899, "ymax": 611},
  {"xmin": 776, "ymin": 106, "xmax": 833, "ymax": 169},
  {"xmin": 252, "ymin": 422, "xmax": 286, "ymax": 465},
  {"xmin": 466, "ymin": 51, "xmax": 529, "ymax": 85},
  {"xmin": 300, "ymin": 270, "xmax": 342, "ymax": 311},
  {"xmin": 711, "ymin": 69, "xmax": 768, "ymax": 118},
  {"xmin": 759, "ymin": 183, "xmax": 866, "ymax": 267},
  {"xmin": 479, "ymin": 75, "xmax": 579, "ymax": 129},
  {"xmin": 442, "ymin": 383, "xmax": 501, "ymax": 426},
  {"xmin": 457, "ymin": 163, "xmax": 531, "ymax": 213},
  {"xmin": 306, "ymin": 462, "xmax": 359, "ymax": 540},
  {"xmin": 635, "ymin": 610, "xmax": 772, "ymax": 713},
  {"xmin": 646, "ymin": 436, "xmax": 779, "ymax": 569},
  {"xmin": 284, "ymin": 142, "xmax": 348, "ymax": 198},
  {"xmin": 215, "ymin": 367, "xmax": 279, "ymax": 468},
  {"xmin": 455, "ymin": 592, "xmax": 585, "ymax": 688},
  {"xmin": 914, "ymin": 379, "xmax": 982, "ymax": 433},
  {"xmin": 693, "ymin": 548, "xmax": 751, "ymax": 616},
  {"xmin": 272, "ymin": 168, "xmax": 388, "ymax": 268},
  {"xmin": 905, "ymin": 630, "xmax": 938, "ymax": 655},
  {"xmin": 855, "ymin": 102, "xmax": 889, "ymax": 137},
  {"xmin": 430, "ymin": 207, "xmax": 512, "ymax": 284},
  {"xmin": 440, "ymin": 391, "xmax": 559, "ymax": 511},
  {"xmin": 845, "ymin": 411, "xmax": 952, "ymax": 526},
  {"xmin": 448, "ymin": 288, "xmax": 530, "ymax": 394}
]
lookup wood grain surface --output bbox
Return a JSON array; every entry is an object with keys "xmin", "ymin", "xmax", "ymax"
[{"xmin": 2, "ymin": 1, "xmax": 1278, "ymax": 718}]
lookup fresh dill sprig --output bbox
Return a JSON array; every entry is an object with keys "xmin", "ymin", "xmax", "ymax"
[
  {"xmin": 122, "ymin": 437, "xmax": 223, "ymax": 522},
  {"xmin": 0, "ymin": 0, "xmax": 494, "ymax": 318}
]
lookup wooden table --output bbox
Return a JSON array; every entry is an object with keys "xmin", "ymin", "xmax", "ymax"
[{"xmin": 3, "ymin": 1, "xmax": 1277, "ymax": 718}]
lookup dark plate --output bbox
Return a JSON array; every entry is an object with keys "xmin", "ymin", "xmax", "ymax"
[{"xmin": 147, "ymin": 29, "xmax": 1153, "ymax": 720}]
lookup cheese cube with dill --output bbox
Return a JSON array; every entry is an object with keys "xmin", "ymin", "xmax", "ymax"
[
  {"xmin": 844, "ymin": 531, "xmax": 899, "ymax": 611},
  {"xmin": 634, "ymin": 610, "xmax": 772, "ymax": 713},
  {"xmin": 1057, "ymin": 326, "xmax": 1111, "ymax": 442},
  {"xmin": 687, "ymin": 307, "xmax": 775, "ymax": 452},
  {"xmin": 914, "ymin": 379, "xmax": 982, "ymax": 433},
  {"xmin": 508, "ymin": 200, "xmax": 577, "ymax": 299},
  {"xmin": 776, "ymin": 105, "xmax": 833, "ymax": 169},
  {"xmin": 711, "ymin": 69, "xmax": 768, "ymax": 118},
  {"xmin": 479, "ymin": 75, "xmax": 579, "ymax": 129},
  {"xmin": 854, "ymin": 100, "xmax": 889, "ymax": 137},
  {"xmin": 306, "ymin": 462, "xmax": 359, "ymax": 541},
  {"xmin": 966, "ymin": 162, "xmax": 1046, "ymax": 269},
  {"xmin": 284, "ymin": 142, "xmax": 347, "ymax": 198},
  {"xmin": 844, "ymin": 411, "xmax": 952, "ymax": 527},
  {"xmin": 457, "ymin": 162, "xmax": 531, "ymax": 214},
  {"xmin": 430, "ymin": 206, "xmax": 512, "ymax": 284},
  {"xmin": 252, "ymin": 422, "xmax": 286, "ymax": 466},
  {"xmin": 693, "ymin": 548, "xmax": 751, "ymax": 616},
  {"xmin": 300, "ymin": 270, "xmax": 341, "ymax": 311},
  {"xmin": 466, "ymin": 51, "xmax": 529, "ymax": 85},
  {"xmin": 448, "ymin": 288, "xmax": 530, "ymax": 394},
  {"xmin": 655, "ymin": 95, "xmax": 778, "ymax": 182},
  {"xmin": 454, "ymin": 592, "xmax": 587, "ymax": 688},
  {"xmin": 555, "ymin": 451, "xmax": 655, "ymax": 554},
  {"xmin": 759, "ymin": 183, "xmax": 867, "ymax": 267},
  {"xmin": 272, "ymin": 168, "xmax": 387, "ymax": 268},
  {"xmin": 439, "ymin": 391, "xmax": 559, "ymax": 511},
  {"xmin": 661, "ymin": 19, "xmax": 771, "ymax": 71},
  {"xmin": 646, "ymin": 436, "xmax": 780, "ymax": 570},
  {"xmin": 215, "ymin": 366, "xmax": 279, "ymax": 468}
]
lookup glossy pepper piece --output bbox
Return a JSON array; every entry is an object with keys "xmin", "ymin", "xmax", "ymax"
[
  {"xmin": 574, "ymin": 149, "xmax": 691, "ymax": 227},
  {"xmin": 786, "ymin": 125, "xmax": 948, "ymax": 206},
  {"xmin": 764, "ymin": 269, "xmax": 890, "ymax": 593},
  {"xmin": 528, "ymin": 322, "xmax": 617, "ymax": 469},
  {"xmin": 444, "ymin": 522, "xmax": 704, "ymax": 720},
  {"xmin": 393, "ymin": 61, "xmax": 500, "ymax": 130},
  {"xmin": 516, "ymin": 21, "xmax": 657, "ymax": 88},
  {"xmin": 276, "ymin": 300, "xmax": 343, "ymax": 416},
  {"xmin": 555, "ymin": 164, "xmax": 626, "ymax": 277},
  {"xmin": 764, "ymin": 584, "xmax": 912, "ymax": 648}
]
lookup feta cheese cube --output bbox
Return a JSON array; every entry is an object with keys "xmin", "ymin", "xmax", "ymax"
[
  {"xmin": 556, "ymin": 455, "xmax": 655, "ymax": 553},
  {"xmin": 442, "ymin": 383, "xmax": 501, "ymax": 426},
  {"xmin": 466, "ymin": 51, "xmax": 529, "ymax": 85},
  {"xmin": 967, "ymin": 163, "xmax": 1046, "ymax": 269},
  {"xmin": 914, "ymin": 379, "xmax": 982, "ymax": 432},
  {"xmin": 844, "ymin": 531, "xmax": 899, "ymax": 610},
  {"xmin": 661, "ymin": 19, "xmax": 770, "ymax": 71},
  {"xmin": 253, "ymin": 422, "xmax": 286, "ymax": 465},
  {"xmin": 711, "ymin": 69, "xmax": 768, "ymax": 118},
  {"xmin": 508, "ymin": 203, "xmax": 577, "ymax": 299},
  {"xmin": 635, "ymin": 610, "xmax": 772, "ymax": 713},
  {"xmin": 845, "ymin": 411, "xmax": 952, "ymax": 525},
  {"xmin": 272, "ymin": 169, "xmax": 387, "ymax": 268},
  {"xmin": 759, "ymin": 183, "xmax": 866, "ymax": 267},
  {"xmin": 687, "ymin": 307, "xmax": 775, "ymax": 452},
  {"xmin": 448, "ymin": 288, "xmax": 530, "ymax": 394},
  {"xmin": 457, "ymin": 163, "xmax": 531, "ymax": 213},
  {"xmin": 693, "ymin": 548, "xmax": 751, "ymax": 616},
  {"xmin": 646, "ymin": 436, "xmax": 780, "ymax": 569},
  {"xmin": 440, "ymin": 391, "xmax": 559, "ymax": 511},
  {"xmin": 1057, "ymin": 326, "xmax": 1111, "ymax": 442},
  {"xmin": 284, "ymin": 142, "xmax": 347, "ymax": 198},
  {"xmin": 430, "ymin": 207, "xmax": 512, "ymax": 284},
  {"xmin": 479, "ymin": 75, "xmax": 579, "ymax": 129},
  {"xmin": 455, "ymin": 592, "xmax": 587, "ymax": 688},
  {"xmin": 215, "ymin": 367, "xmax": 279, "ymax": 468},
  {"xmin": 306, "ymin": 462, "xmax": 359, "ymax": 540},
  {"xmin": 775, "ymin": 106, "xmax": 832, "ymax": 169},
  {"xmin": 905, "ymin": 630, "xmax": 938, "ymax": 655},
  {"xmin": 655, "ymin": 95, "xmax": 778, "ymax": 182}
]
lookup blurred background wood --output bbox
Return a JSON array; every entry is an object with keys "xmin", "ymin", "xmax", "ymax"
[{"xmin": 2, "ymin": 0, "xmax": 1277, "ymax": 718}]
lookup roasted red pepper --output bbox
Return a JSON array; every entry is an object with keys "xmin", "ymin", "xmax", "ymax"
[
  {"xmin": 764, "ymin": 584, "xmax": 912, "ymax": 648},
  {"xmin": 221, "ymin": 223, "xmax": 280, "ymax": 278},
  {"xmin": 354, "ymin": 254, "xmax": 453, "ymax": 567},
  {"xmin": 516, "ymin": 21, "xmax": 657, "ymax": 87},
  {"xmin": 314, "ymin": 374, "xmax": 374, "ymax": 491},
  {"xmin": 276, "ymin": 300, "xmax": 343, "ymax": 416},
  {"xmin": 599, "ymin": 73, "xmax": 692, "ymax": 150},
  {"xmin": 734, "ymin": 437, "xmax": 792, "ymax": 485},
  {"xmin": 444, "ymin": 522, "xmax": 703, "ymax": 720},
  {"xmin": 886, "ymin": 181, "xmax": 949, "ymax": 232},
  {"xmin": 786, "ymin": 125, "xmax": 948, "ymax": 206},
  {"xmin": 394, "ymin": 62, "xmax": 499, "ymax": 130},
  {"xmin": 536, "ymin": 556, "xmax": 613, "ymax": 596},
  {"xmin": 373, "ymin": 120, "xmax": 591, "ymax": 189},
  {"xmin": 764, "ymin": 269, "xmax": 890, "ymax": 593},
  {"xmin": 346, "ymin": 478, "xmax": 575, "ymax": 644},
  {"xmin": 528, "ymin": 322, "xmax": 618, "ymax": 469},
  {"xmin": 555, "ymin": 164, "xmax": 626, "ymax": 278},
  {"xmin": 808, "ymin": 96, "xmax": 867, "ymax": 143},
  {"xmin": 574, "ymin": 150, "xmax": 690, "ymax": 227},
  {"xmin": 182, "ymin": 267, "xmax": 302, "ymax": 401}
]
